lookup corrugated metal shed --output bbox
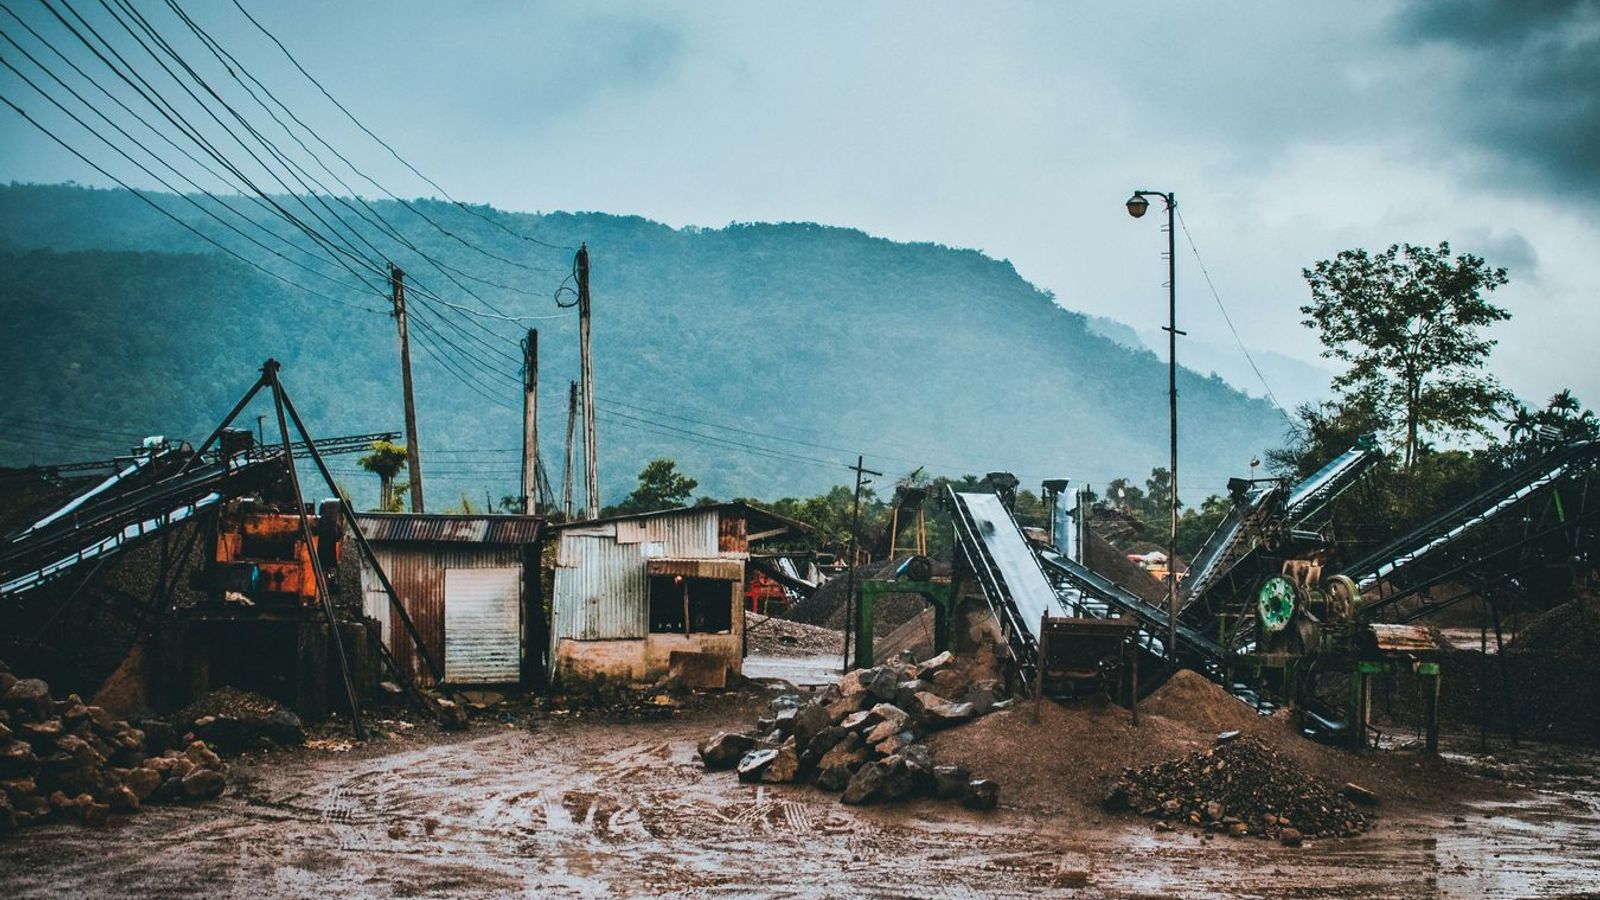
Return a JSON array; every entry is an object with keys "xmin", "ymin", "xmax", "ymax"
[
  {"xmin": 355, "ymin": 513, "xmax": 542, "ymax": 545},
  {"xmin": 360, "ymin": 542, "xmax": 527, "ymax": 684}
]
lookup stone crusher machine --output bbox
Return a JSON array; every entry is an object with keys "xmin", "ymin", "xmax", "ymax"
[{"xmin": 204, "ymin": 489, "xmax": 344, "ymax": 608}]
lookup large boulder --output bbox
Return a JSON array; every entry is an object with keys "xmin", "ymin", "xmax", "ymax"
[
  {"xmin": 699, "ymin": 732, "xmax": 758, "ymax": 770},
  {"xmin": 876, "ymin": 755, "xmax": 917, "ymax": 801},
  {"xmin": 4, "ymin": 679, "xmax": 52, "ymax": 722},
  {"xmin": 911, "ymin": 692, "xmax": 975, "ymax": 729},
  {"xmin": 759, "ymin": 744, "xmax": 801, "ymax": 784},
  {"xmin": 840, "ymin": 708, "xmax": 883, "ymax": 733},
  {"xmin": 872, "ymin": 730, "xmax": 916, "ymax": 758},
  {"xmin": 840, "ymin": 761, "xmax": 887, "ymax": 805},
  {"xmin": 863, "ymin": 705, "xmax": 912, "ymax": 744},
  {"xmin": 180, "ymin": 768, "xmax": 226, "ymax": 800},
  {"xmin": 800, "ymin": 725, "xmax": 849, "ymax": 768},
  {"xmin": 864, "ymin": 668, "xmax": 900, "ymax": 703},
  {"xmin": 816, "ymin": 763, "xmax": 854, "ymax": 792},
  {"xmin": 817, "ymin": 733, "xmax": 866, "ymax": 771},
  {"xmin": 914, "ymin": 651, "xmax": 956, "ymax": 680},
  {"xmin": 792, "ymin": 703, "xmax": 832, "ymax": 755}
]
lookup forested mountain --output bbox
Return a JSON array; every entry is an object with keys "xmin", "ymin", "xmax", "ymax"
[{"xmin": 0, "ymin": 183, "xmax": 1286, "ymax": 507}]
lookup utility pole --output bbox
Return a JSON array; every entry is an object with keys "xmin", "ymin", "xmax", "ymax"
[
  {"xmin": 1125, "ymin": 189, "xmax": 1181, "ymax": 661},
  {"xmin": 562, "ymin": 380, "xmax": 578, "ymax": 520},
  {"xmin": 390, "ymin": 263, "xmax": 424, "ymax": 513},
  {"xmin": 842, "ymin": 455, "xmax": 883, "ymax": 672},
  {"xmin": 521, "ymin": 328, "xmax": 540, "ymax": 515},
  {"xmin": 576, "ymin": 244, "xmax": 599, "ymax": 519}
]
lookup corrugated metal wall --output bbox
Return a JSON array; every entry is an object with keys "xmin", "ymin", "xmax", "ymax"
[
  {"xmin": 360, "ymin": 545, "xmax": 524, "ymax": 684},
  {"xmin": 552, "ymin": 509, "xmax": 738, "ymax": 644},
  {"xmin": 553, "ymin": 534, "xmax": 647, "ymax": 640}
]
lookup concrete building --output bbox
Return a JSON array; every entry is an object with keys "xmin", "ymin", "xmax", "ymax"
[
  {"xmin": 549, "ymin": 503, "xmax": 804, "ymax": 685},
  {"xmin": 355, "ymin": 513, "xmax": 544, "ymax": 687}
]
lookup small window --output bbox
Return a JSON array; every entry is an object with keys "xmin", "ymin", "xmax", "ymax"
[{"xmin": 648, "ymin": 575, "xmax": 733, "ymax": 634}]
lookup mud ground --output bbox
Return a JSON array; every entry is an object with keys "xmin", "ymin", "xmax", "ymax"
[{"xmin": 1, "ymin": 693, "xmax": 1598, "ymax": 899}]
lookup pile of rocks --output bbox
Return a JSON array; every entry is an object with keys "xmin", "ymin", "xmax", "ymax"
[
  {"xmin": 173, "ymin": 686, "xmax": 307, "ymax": 752},
  {"xmin": 1102, "ymin": 735, "xmax": 1373, "ymax": 843},
  {"xmin": 1, "ymin": 665, "xmax": 228, "ymax": 832},
  {"xmin": 699, "ymin": 651, "xmax": 1009, "ymax": 809}
]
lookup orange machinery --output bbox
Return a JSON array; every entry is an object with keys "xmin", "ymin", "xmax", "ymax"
[{"xmin": 209, "ymin": 498, "xmax": 342, "ymax": 606}]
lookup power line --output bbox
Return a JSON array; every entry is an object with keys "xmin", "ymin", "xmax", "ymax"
[
  {"xmin": 1174, "ymin": 207, "xmax": 1291, "ymax": 420},
  {"xmin": 0, "ymin": 91, "xmax": 385, "ymax": 312},
  {"xmin": 224, "ymin": 0, "xmax": 576, "ymax": 259}
]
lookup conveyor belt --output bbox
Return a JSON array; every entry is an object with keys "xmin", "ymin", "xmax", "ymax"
[
  {"xmin": 1342, "ymin": 440, "xmax": 1599, "ymax": 601},
  {"xmin": 1039, "ymin": 550, "xmax": 1225, "ymax": 661},
  {"xmin": 946, "ymin": 489, "xmax": 1068, "ymax": 667}
]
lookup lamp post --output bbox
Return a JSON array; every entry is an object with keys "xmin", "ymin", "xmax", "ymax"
[{"xmin": 1126, "ymin": 189, "xmax": 1181, "ymax": 662}]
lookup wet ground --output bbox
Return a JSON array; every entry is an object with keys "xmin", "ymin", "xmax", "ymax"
[{"xmin": 2, "ymin": 697, "xmax": 1597, "ymax": 899}]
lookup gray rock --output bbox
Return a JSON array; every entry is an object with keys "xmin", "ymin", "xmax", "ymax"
[
  {"xmin": 864, "ymin": 667, "xmax": 900, "ymax": 702},
  {"xmin": 816, "ymin": 762, "xmax": 854, "ymax": 792},
  {"xmin": 792, "ymin": 703, "xmax": 832, "ymax": 754},
  {"xmin": 736, "ymin": 748, "xmax": 779, "ymax": 782},
  {"xmin": 699, "ymin": 732, "xmax": 757, "ymax": 770},
  {"xmin": 841, "ymin": 761, "xmax": 886, "ymax": 805},
  {"xmin": 3, "ymin": 680, "xmax": 52, "ymax": 722},
  {"xmin": 911, "ymin": 691, "xmax": 975, "ymax": 728}
]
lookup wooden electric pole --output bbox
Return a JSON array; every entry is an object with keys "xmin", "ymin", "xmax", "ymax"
[
  {"xmin": 390, "ymin": 263, "xmax": 424, "ymax": 513},
  {"xmin": 576, "ymin": 244, "xmax": 599, "ymax": 519},
  {"xmin": 562, "ymin": 380, "xmax": 578, "ymax": 520},
  {"xmin": 842, "ymin": 454, "xmax": 883, "ymax": 671},
  {"xmin": 521, "ymin": 328, "xmax": 540, "ymax": 515}
]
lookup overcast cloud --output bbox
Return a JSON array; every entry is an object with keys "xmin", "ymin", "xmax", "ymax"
[{"xmin": 1, "ymin": 0, "xmax": 1595, "ymax": 414}]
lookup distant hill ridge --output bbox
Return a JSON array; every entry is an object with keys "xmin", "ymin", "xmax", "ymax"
[{"xmin": 0, "ymin": 182, "xmax": 1284, "ymax": 506}]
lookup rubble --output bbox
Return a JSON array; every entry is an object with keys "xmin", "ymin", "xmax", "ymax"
[
  {"xmin": 0, "ymin": 662, "xmax": 229, "ymax": 834},
  {"xmin": 171, "ymin": 686, "xmax": 307, "ymax": 753},
  {"xmin": 698, "ymin": 651, "xmax": 1006, "ymax": 809},
  {"xmin": 1103, "ymin": 736, "xmax": 1371, "ymax": 840}
]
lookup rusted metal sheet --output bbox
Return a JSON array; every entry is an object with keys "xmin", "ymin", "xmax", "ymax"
[
  {"xmin": 359, "ymin": 544, "xmax": 524, "ymax": 683},
  {"xmin": 553, "ymin": 534, "xmax": 648, "ymax": 640},
  {"xmin": 718, "ymin": 512, "xmax": 747, "ymax": 555},
  {"xmin": 354, "ymin": 513, "xmax": 542, "ymax": 545},
  {"xmin": 646, "ymin": 557, "xmax": 744, "ymax": 580},
  {"xmin": 1369, "ymin": 623, "xmax": 1441, "ymax": 654}
]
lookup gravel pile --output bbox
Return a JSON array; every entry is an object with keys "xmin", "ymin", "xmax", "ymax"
[{"xmin": 1103, "ymin": 735, "xmax": 1374, "ymax": 842}]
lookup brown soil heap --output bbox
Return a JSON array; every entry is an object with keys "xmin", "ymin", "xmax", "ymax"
[{"xmin": 1104, "ymin": 735, "xmax": 1371, "ymax": 840}]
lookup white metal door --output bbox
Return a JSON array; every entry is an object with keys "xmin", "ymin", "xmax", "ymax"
[{"xmin": 444, "ymin": 567, "xmax": 522, "ymax": 683}]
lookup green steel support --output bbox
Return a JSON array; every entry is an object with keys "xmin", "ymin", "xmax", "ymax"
[{"xmin": 855, "ymin": 580, "xmax": 953, "ymax": 671}]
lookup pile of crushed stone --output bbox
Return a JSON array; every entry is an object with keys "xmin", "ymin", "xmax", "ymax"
[
  {"xmin": 745, "ymin": 613, "xmax": 842, "ymax": 656},
  {"xmin": 1103, "ymin": 735, "xmax": 1374, "ymax": 842}
]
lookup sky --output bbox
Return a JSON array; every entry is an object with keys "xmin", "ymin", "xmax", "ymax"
[{"xmin": 2, "ymin": 0, "xmax": 1597, "ymax": 416}]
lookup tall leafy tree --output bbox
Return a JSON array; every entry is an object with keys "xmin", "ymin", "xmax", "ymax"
[
  {"xmin": 357, "ymin": 440, "xmax": 408, "ymax": 512},
  {"xmin": 1301, "ymin": 241, "xmax": 1511, "ymax": 469},
  {"xmin": 608, "ymin": 459, "xmax": 699, "ymax": 515}
]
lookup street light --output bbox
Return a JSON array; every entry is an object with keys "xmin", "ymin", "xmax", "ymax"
[{"xmin": 1125, "ymin": 188, "xmax": 1181, "ymax": 663}]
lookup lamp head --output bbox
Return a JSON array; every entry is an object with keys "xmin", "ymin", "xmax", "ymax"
[{"xmin": 1125, "ymin": 193, "xmax": 1149, "ymax": 218}]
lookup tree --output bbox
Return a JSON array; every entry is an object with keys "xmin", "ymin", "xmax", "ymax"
[
  {"xmin": 607, "ymin": 459, "xmax": 699, "ymax": 516},
  {"xmin": 357, "ymin": 440, "xmax": 408, "ymax": 512},
  {"xmin": 1301, "ymin": 241, "xmax": 1511, "ymax": 469}
]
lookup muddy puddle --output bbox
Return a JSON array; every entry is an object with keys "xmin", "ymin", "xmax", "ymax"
[{"xmin": 2, "ymin": 710, "xmax": 1597, "ymax": 898}]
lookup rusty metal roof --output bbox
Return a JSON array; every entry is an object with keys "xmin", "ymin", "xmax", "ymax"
[
  {"xmin": 354, "ymin": 513, "xmax": 543, "ymax": 545},
  {"xmin": 549, "ymin": 501, "xmax": 810, "ymax": 537}
]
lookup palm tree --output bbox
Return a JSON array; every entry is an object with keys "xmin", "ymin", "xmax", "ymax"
[{"xmin": 357, "ymin": 441, "xmax": 409, "ymax": 512}]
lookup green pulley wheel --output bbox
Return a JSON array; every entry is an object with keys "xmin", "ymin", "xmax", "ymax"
[{"xmin": 1257, "ymin": 575, "xmax": 1297, "ymax": 634}]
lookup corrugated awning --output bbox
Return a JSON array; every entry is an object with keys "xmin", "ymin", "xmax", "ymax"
[
  {"xmin": 646, "ymin": 558, "xmax": 744, "ymax": 580},
  {"xmin": 355, "ymin": 513, "xmax": 543, "ymax": 545}
]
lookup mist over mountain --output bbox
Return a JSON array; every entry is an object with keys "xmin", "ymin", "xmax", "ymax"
[{"xmin": 0, "ymin": 183, "xmax": 1286, "ymax": 507}]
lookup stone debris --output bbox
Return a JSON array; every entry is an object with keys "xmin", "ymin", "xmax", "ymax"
[
  {"xmin": 699, "ymin": 651, "xmax": 1006, "ymax": 809},
  {"xmin": 171, "ymin": 686, "xmax": 307, "ymax": 752},
  {"xmin": 0, "ymin": 662, "xmax": 229, "ymax": 833},
  {"xmin": 1102, "ymin": 736, "xmax": 1371, "ymax": 840}
]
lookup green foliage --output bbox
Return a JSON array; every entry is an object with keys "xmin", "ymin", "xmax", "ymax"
[
  {"xmin": 603, "ymin": 458, "xmax": 699, "ymax": 516},
  {"xmin": 1301, "ymin": 241, "xmax": 1512, "ymax": 468},
  {"xmin": 357, "ymin": 440, "xmax": 409, "ymax": 512}
]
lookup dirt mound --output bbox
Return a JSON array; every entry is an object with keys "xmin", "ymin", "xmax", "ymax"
[
  {"xmin": 1140, "ymin": 669, "xmax": 1265, "ymax": 735},
  {"xmin": 932, "ymin": 667, "xmax": 1492, "ymax": 815},
  {"xmin": 171, "ymin": 687, "xmax": 304, "ymax": 753},
  {"xmin": 1508, "ymin": 591, "xmax": 1600, "ymax": 653},
  {"xmin": 174, "ymin": 686, "xmax": 284, "ymax": 723},
  {"xmin": 745, "ymin": 613, "xmax": 841, "ymax": 656},
  {"xmin": 1106, "ymin": 736, "xmax": 1371, "ymax": 839}
]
